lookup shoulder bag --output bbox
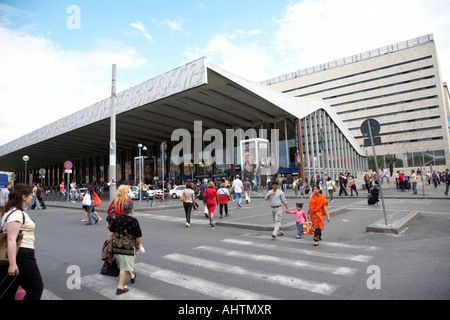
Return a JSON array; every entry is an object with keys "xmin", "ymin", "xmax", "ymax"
[{"xmin": 0, "ymin": 210, "xmax": 25, "ymax": 266}]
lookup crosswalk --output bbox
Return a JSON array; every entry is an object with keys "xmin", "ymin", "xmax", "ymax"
[{"xmin": 42, "ymin": 232, "xmax": 380, "ymax": 300}]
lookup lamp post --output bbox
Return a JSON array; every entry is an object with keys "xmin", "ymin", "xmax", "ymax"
[
  {"xmin": 137, "ymin": 144, "xmax": 147, "ymax": 203},
  {"xmin": 22, "ymin": 155, "xmax": 30, "ymax": 185}
]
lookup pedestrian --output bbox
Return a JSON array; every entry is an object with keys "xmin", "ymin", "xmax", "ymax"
[
  {"xmin": 399, "ymin": 172, "xmax": 405, "ymax": 191},
  {"xmin": 70, "ymin": 181, "xmax": 77, "ymax": 203},
  {"xmin": 339, "ymin": 173, "xmax": 348, "ymax": 196},
  {"xmin": 410, "ymin": 170, "xmax": 418, "ymax": 194},
  {"xmin": 349, "ymin": 175, "xmax": 358, "ymax": 196},
  {"xmin": 36, "ymin": 184, "xmax": 46, "ymax": 210},
  {"xmin": 326, "ymin": 177, "xmax": 335, "ymax": 202},
  {"xmin": 83, "ymin": 186, "xmax": 99, "ymax": 225},
  {"xmin": 431, "ymin": 170, "xmax": 439, "ymax": 188},
  {"xmin": 232, "ymin": 175, "xmax": 243, "ymax": 209},
  {"xmin": 59, "ymin": 182, "xmax": 66, "ymax": 202},
  {"xmin": 444, "ymin": 169, "xmax": 450, "ymax": 196},
  {"xmin": 286, "ymin": 203, "xmax": 307, "ymax": 239},
  {"xmin": 182, "ymin": 181, "xmax": 196, "ymax": 228},
  {"xmin": 307, "ymin": 185, "xmax": 331, "ymax": 246},
  {"xmin": 107, "ymin": 201, "xmax": 142, "ymax": 296},
  {"xmin": 0, "ymin": 182, "xmax": 12, "ymax": 217},
  {"xmin": 293, "ymin": 178, "xmax": 298, "ymax": 197},
  {"xmin": 107, "ymin": 185, "xmax": 132, "ymax": 226},
  {"xmin": 203, "ymin": 182, "xmax": 219, "ymax": 228},
  {"xmin": 371, "ymin": 181, "xmax": 380, "ymax": 207},
  {"xmin": 298, "ymin": 177, "xmax": 305, "ymax": 197},
  {"xmin": 267, "ymin": 178, "xmax": 272, "ymax": 191},
  {"xmin": 141, "ymin": 183, "xmax": 149, "ymax": 203},
  {"xmin": 364, "ymin": 174, "xmax": 370, "ymax": 193},
  {"xmin": 82, "ymin": 188, "xmax": 102, "ymax": 223},
  {"xmin": 0, "ymin": 184, "xmax": 44, "ymax": 300},
  {"xmin": 243, "ymin": 178, "xmax": 252, "ymax": 204},
  {"xmin": 265, "ymin": 181, "xmax": 289, "ymax": 239},
  {"xmin": 27, "ymin": 183, "xmax": 41, "ymax": 210},
  {"xmin": 217, "ymin": 182, "xmax": 230, "ymax": 218}
]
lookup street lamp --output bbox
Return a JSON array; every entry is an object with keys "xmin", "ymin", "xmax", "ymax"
[
  {"xmin": 137, "ymin": 144, "xmax": 147, "ymax": 203},
  {"xmin": 22, "ymin": 155, "xmax": 29, "ymax": 185}
]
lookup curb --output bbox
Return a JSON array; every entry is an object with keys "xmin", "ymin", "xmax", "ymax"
[{"xmin": 365, "ymin": 211, "xmax": 421, "ymax": 235}]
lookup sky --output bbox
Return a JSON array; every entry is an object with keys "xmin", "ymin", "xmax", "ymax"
[{"xmin": 1, "ymin": 0, "xmax": 450, "ymax": 147}]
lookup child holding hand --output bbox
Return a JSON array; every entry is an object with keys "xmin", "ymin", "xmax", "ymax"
[{"xmin": 286, "ymin": 203, "xmax": 307, "ymax": 238}]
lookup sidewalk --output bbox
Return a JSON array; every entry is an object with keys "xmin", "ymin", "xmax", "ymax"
[{"xmin": 44, "ymin": 182, "xmax": 448, "ymax": 233}]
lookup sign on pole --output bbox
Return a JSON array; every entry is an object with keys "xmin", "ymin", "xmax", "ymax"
[{"xmin": 361, "ymin": 119, "xmax": 388, "ymax": 226}]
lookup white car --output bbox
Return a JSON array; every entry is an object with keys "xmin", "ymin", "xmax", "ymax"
[{"xmin": 169, "ymin": 185, "xmax": 186, "ymax": 198}]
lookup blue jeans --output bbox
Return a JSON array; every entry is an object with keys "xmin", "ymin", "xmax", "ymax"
[
  {"xmin": 296, "ymin": 222, "xmax": 304, "ymax": 238},
  {"xmin": 70, "ymin": 190, "xmax": 77, "ymax": 201},
  {"xmin": 26, "ymin": 196, "xmax": 41, "ymax": 210},
  {"xmin": 86, "ymin": 204, "xmax": 96, "ymax": 224},
  {"xmin": 412, "ymin": 182, "xmax": 417, "ymax": 194},
  {"xmin": 60, "ymin": 191, "xmax": 66, "ymax": 202},
  {"xmin": 235, "ymin": 192, "xmax": 242, "ymax": 208}
]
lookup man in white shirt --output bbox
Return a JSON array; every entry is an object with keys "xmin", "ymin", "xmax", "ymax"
[
  {"xmin": 232, "ymin": 175, "xmax": 243, "ymax": 209},
  {"xmin": 0, "ymin": 182, "xmax": 12, "ymax": 217}
]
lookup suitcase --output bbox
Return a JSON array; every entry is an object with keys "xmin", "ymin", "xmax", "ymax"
[{"xmin": 368, "ymin": 194, "xmax": 375, "ymax": 205}]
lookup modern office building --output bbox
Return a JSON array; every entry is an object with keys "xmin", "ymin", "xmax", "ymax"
[
  {"xmin": 263, "ymin": 34, "xmax": 450, "ymax": 173},
  {"xmin": 0, "ymin": 58, "xmax": 366, "ymax": 188}
]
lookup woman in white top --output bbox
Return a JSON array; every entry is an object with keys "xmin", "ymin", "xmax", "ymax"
[{"xmin": 0, "ymin": 184, "xmax": 43, "ymax": 300}]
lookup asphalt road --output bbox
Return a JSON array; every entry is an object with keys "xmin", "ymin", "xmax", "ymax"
[{"xmin": 28, "ymin": 193, "xmax": 450, "ymax": 303}]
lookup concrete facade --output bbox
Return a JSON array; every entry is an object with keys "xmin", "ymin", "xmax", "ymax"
[{"xmin": 264, "ymin": 35, "xmax": 450, "ymax": 173}]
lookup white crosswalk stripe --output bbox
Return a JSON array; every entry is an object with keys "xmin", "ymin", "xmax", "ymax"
[
  {"xmin": 163, "ymin": 253, "xmax": 339, "ymax": 296},
  {"xmin": 195, "ymin": 245, "xmax": 358, "ymax": 276},
  {"xmin": 134, "ymin": 262, "xmax": 278, "ymax": 300},
  {"xmin": 228, "ymin": 236, "xmax": 374, "ymax": 262}
]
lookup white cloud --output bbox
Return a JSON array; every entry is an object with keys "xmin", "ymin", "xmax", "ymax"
[
  {"xmin": 0, "ymin": 26, "xmax": 147, "ymax": 146},
  {"xmin": 184, "ymin": 30, "xmax": 272, "ymax": 81},
  {"xmin": 130, "ymin": 20, "xmax": 154, "ymax": 42},
  {"xmin": 272, "ymin": 0, "xmax": 450, "ymax": 82}
]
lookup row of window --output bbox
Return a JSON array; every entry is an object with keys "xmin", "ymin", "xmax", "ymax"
[
  {"xmin": 376, "ymin": 150, "xmax": 447, "ymax": 169},
  {"xmin": 294, "ymin": 65, "xmax": 434, "ymax": 98},
  {"xmin": 282, "ymin": 55, "xmax": 433, "ymax": 94}
]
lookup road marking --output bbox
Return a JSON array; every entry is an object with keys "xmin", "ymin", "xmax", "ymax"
[
  {"xmin": 163, "ymin": 253, "xmax": 339, "ymax": 296},
  {"xmin": 41, "ymin": 289, "xmax": 63, "ymax": 300},
  {"xmin": 227, "ymin": 237, "xmax": 374, "ymax": 262},
  {"xmin": 81, "ymin": 273, "xmax": 162, "ymax": 300},
  {"xmin": 195, "ymin": 245, "xmax": 358, "ymax": 276},
  {"xmin": 134, "ymin": 263, "xmax": 278, "ymax": 300}
]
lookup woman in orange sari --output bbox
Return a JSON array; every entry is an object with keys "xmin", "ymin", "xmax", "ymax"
[{"xmin": 308, "ymin": 185, "xmax": 331, "ymax": 246}]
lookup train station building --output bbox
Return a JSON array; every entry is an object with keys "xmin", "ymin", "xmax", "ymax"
[{"xmin": 0, "ymin": 57, "xmax": 366, "ymax": 188}]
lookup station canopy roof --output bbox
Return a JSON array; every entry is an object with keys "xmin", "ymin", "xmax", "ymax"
[{"xmin": 0, "ymin": 57, "xmax": 365, "ymax": 172}]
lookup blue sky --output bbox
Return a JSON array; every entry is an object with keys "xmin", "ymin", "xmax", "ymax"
[{"xmin": 1, "ymin": 0, "xmax": 450, "ymax": 146}]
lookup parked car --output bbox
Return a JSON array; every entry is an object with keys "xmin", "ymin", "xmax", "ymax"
[
  {"xmin": 129, "ymin": 186, "xmax": 139, "ymax": 200},
  {"xmin": 169, "ymin": 185, "xmax": 186, "ymax": 199}
]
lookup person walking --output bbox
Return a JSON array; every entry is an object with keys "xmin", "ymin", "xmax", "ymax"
[
  {"xmin": 0, "ymin": 182, "xmax": 12, "ymax": 217},
  {"xmin": 307, "ymin": 185, "xmax": 331, "ymax": 246},
  {"xmin": 0, "ymin": 184, "xmax": 44, "ymax": 300},
  {"xmin": 443, "ymin": 169, "xmax": 450, "ymax": 196},
  {"xmin": 217, "ymin": 182, "xmax": 230, "ymax": 218},
  {"xmin": 182, "ymin": 182, "xmax": 196, "ymax": 227},
  {"xmin": 27, "ymin": 183, "xmax": 41, "ymax": 210},
  {"xmin": 70, "ymin": 181, "xmax": 77, "ymax": 203},
  {"xmin": 203, "ymin": 182, "xmax": 219, "ymax": 228},
  {"xmin": 349, "ymin": 175, "xmax": 358, "ymax": 196},
  {"xmin": 243, "ymin": 178, "xmax": 252, "ymax": 204},
  {"xmin": 410, "ymin": 170, "xmax": 418, "ymax": 194},
  {"xmin": 107, "ymin": 201, "xmax": 142, "ymax": 296},
  {"xmin": 107, "ymin": 185, "xmax": 132, "ymax": 220},
  {"xmin": 298, "ymin": 177, "xmax": 305, "ymax": 197},
  {"xmin": 339, "ymin": 173, "xmax": 348, "ymax": 196},
  {"xmin": 286, "ymin": 203, "xmax": 307, "ymax": 239},
  {"xmin": 265, "ymin": 181, "xmax": 289, "ymax": 239},
  {"xmin": 83, "ymin": 186, "xmax": 99, "ymax": 225},
  {"xmin": 326, "ymin": 177, "xmax": 335, "ymax": 202},
  {"xmin": 232, "ymin": 175, "xmax": 243, "ymax": 209},
  {"xmin": 36, "ymin": 183, "xmax": 46, "ymax": 210}
]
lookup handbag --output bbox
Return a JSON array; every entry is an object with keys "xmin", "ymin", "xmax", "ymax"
[
  {"xmin": 180, "ymin": 192, "xmax": 186, "ymax": 202},
  {"xmin": 0, "ymin": 210, "xmax": 25, "ymax": 266},
  {"xmin": 100, "ymin": 259, "xmax": 119, "ymax": 277},
  {"xmin": 82, "ymin": 193, "xmax": 91, "ymax": 206},
  {"xmin": 0, "ymin": 274, "xmax": 19, "ymax": 300},
  {"xmin": 93, "ymin": 192, "xmax": 102, "ymax": 206},
  {"xmin": 302, "ymin": 221, "xmax": 315, "ymax": 236}
]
